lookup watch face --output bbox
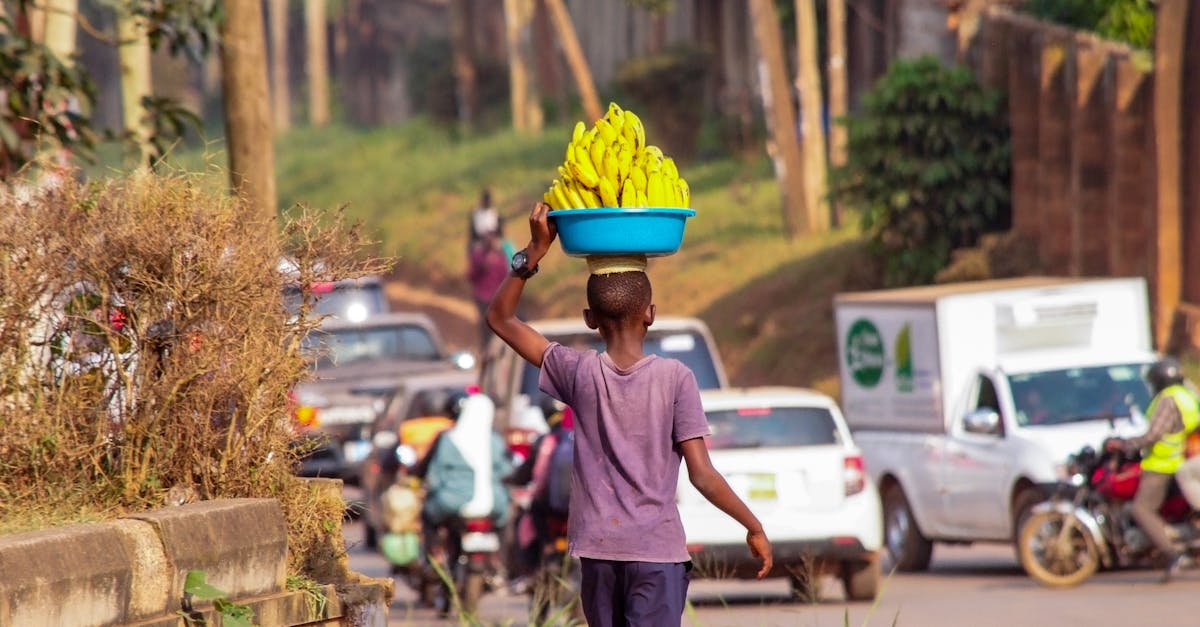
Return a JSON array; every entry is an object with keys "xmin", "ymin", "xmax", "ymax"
[{"xmin": 511, "ymin": 250, "xmax": 528, "ymax": 271}]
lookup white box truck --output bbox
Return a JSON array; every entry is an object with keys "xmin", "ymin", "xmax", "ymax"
[{"xmin": 833, "ymin": 277, "xmax": 1157, "ymax": 571}]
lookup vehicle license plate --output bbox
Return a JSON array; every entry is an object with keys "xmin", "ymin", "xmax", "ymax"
[
  {"xmin": 343, "ymin": 440, "xmax": 373, "ymax": 464},
  {"xmin": 462, "ymin": 532, "xmax": 500, "ymax": 553},
  {"xmin": 748, "ymin": 473, "xmax": 777, "ymax": 501}
]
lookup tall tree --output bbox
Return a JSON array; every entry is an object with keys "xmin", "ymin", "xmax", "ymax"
[
  {"xmin": 449, "ymin": 0, "xmax": 478, "ymax": 126},
  {"xmin": 544, "ymin": 0, "xmax": 602, "ymax": 123},
  {"xmin": 505, "ymin": 0, "xmax": 542, "ymax": 133},
  {"xmin": 269, "ymin": 0, "xmax": 291, "ymax": 132},
  {"xmin": 220, "ymin": 0, "xmax": 276, "ymax": 217},
  {"xmin": 749, "ymin": 0, "xmax": 806, "ymax": 237},
  {"xmin": 117, "ymin": 6, "xmax": 153, "ymax": 167},
  {"xmin": 305, "ymin": 0, "xmax": 329, "ymax": 126},
  {"xmin": 42, "ymin": 0, "xmax": 76, "ymax": 62},
  {"xmin": 827, "ymin": 0, "xmax": 847, "ymax": 168},
  {"xmin": 1153, "ymin": 0, "xmax": 1189, "ymax": 348},
  {"xmin": 795, "ymin": 0, "xmax": 829, "ymax": 231}
]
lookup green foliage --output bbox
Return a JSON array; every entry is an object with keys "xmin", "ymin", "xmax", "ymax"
[
  {"xmin": 0, "ymin": 14, "xmax": 98, "ymax": 178},
  {"xmin": 182, "ymin": 570, "xmax": 255, "ymax": 627},
  {"xmin": 830, "ymin": 56, "xmax": 1011, "ymax": 286},
  {"xmin": 1023, "ymin": 0, "xmax": 1155, "ymax": 48},
  {"xmin": 616, "ymin": 46, "xmax": 711, "ymax": 158}
]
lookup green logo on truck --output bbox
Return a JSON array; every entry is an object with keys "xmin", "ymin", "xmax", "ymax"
[
  {"xmin": 895, "ymin": 323, "xmax": 913, "ymax": 392},
  {"xmin": 846, "ymin": 318, "xmax": 885, "ymax": 387}
]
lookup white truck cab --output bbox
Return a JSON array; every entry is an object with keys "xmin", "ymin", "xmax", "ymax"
[{"xmin": 833, "ymin": 277, "xmax": 1155, "ymax": 571}]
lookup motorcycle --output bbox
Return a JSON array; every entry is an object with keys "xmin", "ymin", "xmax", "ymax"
[
  {"xmin": 427, "ymin": 514, "xmax": 503, "ymax": 616},
  {"xmin": 1018, "ymin": 440, "xmax": 1200, "ymax": 587},
  {"xmin": 529, "ymin": 512, "xmax": 584, "ymax": 623}
]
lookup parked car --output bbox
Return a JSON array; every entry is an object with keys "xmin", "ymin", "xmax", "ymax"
[
  {"xmin": 479, "ymin": 316, "xmax": 729, "ymax": 463},
  {"xmin": 282, "ymin": 273, "xmax": 390, "ymax": 323},
  {"xmin": 677, "ymin": 387, "xmax": 883, "ymax": 601},
  {"xmin": 359, "ymin": 369, "xmax": 479, "ymax": 547},
  {"xmin": 293, "ymin": 312, "xmax": 474, "ymax": 483}
]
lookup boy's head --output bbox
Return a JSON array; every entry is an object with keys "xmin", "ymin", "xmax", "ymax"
[{"xmin": 584, "ymin": 271, "xmax": 655, "ymax": 332}]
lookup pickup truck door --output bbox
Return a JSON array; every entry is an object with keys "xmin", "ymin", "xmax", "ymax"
[{"xmin": 941, "ymin": 373, "xmax": 1015, "ymax": 539}]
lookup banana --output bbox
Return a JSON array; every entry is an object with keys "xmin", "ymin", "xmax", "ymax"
[
  {"xmin": 617, "ymin": 145, "xmax": 633, "ymax": 182},
  {"xmin": 620, "ymin": 178, "xmax": 636, "ymax": 207},
  {"xmin": 630, "ymin": 166, "xmax": 648, "ymax": 194},
  {"xmin": 661, "ymin": 157, "xmax": 679, "ymax": 181},
  {"xmin": 643, "ymin": 145, "xmax": 664, "ymax": 165},
  {"xmin": 673, "ymin": 178, "xmax": 685, "ymax": 206},
  {"xmin": 603, "ymin": 149, "xmax": 621, "ymax": 187},
  {"xmin": 576, "ymin": 182, "xmax": 601, "ymax": 208},
  {"xmin": 543, "ymin": 189, "xmax": 556, "ymax": 209},
  {"xmin": 572, "ymin": 120, "xmax": 585, "ymax": 144},
  {"xmin": 595, "ymin": 118, "xmax": 619, "ymax": 145},
  {"xmin": 589, "ymin": 137, "xmax": 607, "ymax": 175},
  {"xmin": 636, "ymin": 188, "xmax": 648, "ymax": 208},
  {"xmin": 647, "ymin": 171, "xmax": 667, "ymax": 206},
  {"xmin": 605, "ymin": 102, "xmax": 625, "ymax": 134},
  {"xmin": 678, "ymin": 178, "xmax": 690, "ymax": 208},
  {"xmin": 570, "ymin": 144, "xmax": 601, "ymax": 188},
  {"xmin": 563, "ymin": 180, "xmax": 586, "ymax": 209},
  {"xmin": 598, "ymin": 177, "xmax": 619, "ymax": 207},
  {"xmin": 624, "ymin": 110, "xmax": 645, "ymax": 150},
  {"xmin": 552, "ymin": 180, "xmax": 573, "ymax": 210}
]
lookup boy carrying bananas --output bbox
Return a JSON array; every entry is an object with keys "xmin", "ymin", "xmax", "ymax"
[{"xmin": 486, "ymin": 202, "xmax": 772, "ymax": 626}]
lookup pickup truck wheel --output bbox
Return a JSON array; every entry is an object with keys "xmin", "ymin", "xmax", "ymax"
[
  {"xmin": 841, "ymin": 553, "xmax": 881, "ymax": 601},
  {"xmin": 883, "ymin": 484, "xmax": 932, "ymax": 572}
]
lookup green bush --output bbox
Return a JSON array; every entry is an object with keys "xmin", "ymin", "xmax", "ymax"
[
  {"xmin": 830, "ymin": 56, "xmax": 1011, "ymax": 286},
  {"xmin": 1022, "ymin": 0, "xmax": 1155, "ymax": 48},
  {"xmin": 616, "ymin": 45, "xmax": 711, "ymax": 159}
]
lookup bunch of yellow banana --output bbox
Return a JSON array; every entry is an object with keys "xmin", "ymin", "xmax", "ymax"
[{"xmin": 543, "ymin": 102, "xmax": 691, "ymax": 211}]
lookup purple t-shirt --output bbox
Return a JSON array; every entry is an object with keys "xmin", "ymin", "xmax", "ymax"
[{"xmin": 539, "ymin": 342, "xmax": 710, "ymax": 563}]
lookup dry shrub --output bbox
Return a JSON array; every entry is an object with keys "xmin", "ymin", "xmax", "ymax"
[{"xmin": 0, "ymin": 171, "xmax": 390, "ymax": 578}]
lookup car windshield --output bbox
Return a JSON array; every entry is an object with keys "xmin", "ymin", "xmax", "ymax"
[
  {"xmin": 705, "ymin": 406, "xmax": 842, "ymax": 450},
  {"xmin": 284, "ymin": 281, "xmax": 387, "ymax": 322},
  {"xmin": 306, "ymin": 324, "xmax": 441, "ymax": 368},
  {"xmin": 1009, "ymin": 363, "xmax": 1153, "ymax": 427},
  {"xmin": 518, "ymin": 329, "xmax": 722, "ymax": 403}
]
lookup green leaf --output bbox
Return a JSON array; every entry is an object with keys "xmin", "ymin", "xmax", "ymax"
[{"xmin": 184, "ymin": 570, "xmax": 227, "ymax": 601}]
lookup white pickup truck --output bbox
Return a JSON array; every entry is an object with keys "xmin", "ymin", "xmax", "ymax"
[{"xmin": 833, "ymin": 277, "xmax": 1157, "ymax": 570}]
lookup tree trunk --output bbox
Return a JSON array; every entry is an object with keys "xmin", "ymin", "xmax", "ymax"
[
  {"xmin": 795, "ymin": 0, "xmax": 829, "ymax": 232},
  {"xmin": 306, "ymin": 0, "xmax": 330, "ymax": 126},
  {"xmin": 269, "ymin": 0, "xmax": 291, "ymax": 132},
  {"xmin": 117, "ymin": 6, "xmax": 153, "ymax": 167},
  {"xmin": 25, "ymin": 3, "xmax": 45, "ymax": 43},
  {"xmin": 42, "ymin": 0, "xmax": 76, "ymax": 63},
  {"xmin": 505, "ymin": 0, "xmax": 542, "ymax": 133},
  {"xmin": 220, "ymin": 0, "xmax": 277, "ymax": 218},
  {"xmin": 749, "ymin": 0, "xmax": 806, "ymax": 238},
  {"xmin": 826, "ymin": 0, "xmax": 847, "ymax": 168},
  {"xmin": 1154, "ymin": 0, "xmax": 1189, "ymax": 348},
  {"xmin": 449, "ymin": 0, "xmax": 478, "ymax": 127},
  {"xmin": 544, "ymin": 0, "xmax": 602, "ymax": 123}
]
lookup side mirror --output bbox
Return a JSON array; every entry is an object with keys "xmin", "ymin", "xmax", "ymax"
[
  {"xmin": 964, "ymin": 408, "xmax": 1001, "ymax": 435},
  {"xmin": 450, "ymin": 350, "xmax": 477, "ymax": 370},
  {"xmin": 372, "ymin": 430, "xmax": 398, "ymax": 450}
]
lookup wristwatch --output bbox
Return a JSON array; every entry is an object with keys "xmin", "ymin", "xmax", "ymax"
[{"xmin": 510, "ymin": 248, "xmax": 539, "ymax": 279}]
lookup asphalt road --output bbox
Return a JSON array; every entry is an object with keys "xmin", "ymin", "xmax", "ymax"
[{"xmin": 343, "ymin": 513, "xmax": 1200, "ymax": 627}]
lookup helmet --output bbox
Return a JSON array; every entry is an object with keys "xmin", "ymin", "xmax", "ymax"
[
  {"xmin": 444, "ymin": 390, "xmax": 470, "ymax": 420},
  {"xmin": 1146, "ymin": 357, "xmax": 1184, "ymax": 393}
]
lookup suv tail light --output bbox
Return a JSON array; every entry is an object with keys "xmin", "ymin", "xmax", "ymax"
[{"xmin": 844, "ymin": 455, "xmax": 865, "ymax": 496}]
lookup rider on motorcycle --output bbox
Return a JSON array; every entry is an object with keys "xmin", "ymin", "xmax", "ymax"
[
  {"xmin": 1105, "ymin": 357, "xmax": 1200, "ymax": 581},
  {"xmin": 507, "ymin": 397, "xmax": 574, "ymax": 579}
]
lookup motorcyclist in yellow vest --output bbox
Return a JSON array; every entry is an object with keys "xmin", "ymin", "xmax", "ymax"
[{"xmin": 1105, "ymin": 357, "xmax": 1200, "ymax": 582}]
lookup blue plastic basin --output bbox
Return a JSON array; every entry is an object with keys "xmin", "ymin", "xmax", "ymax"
[{"xmin": 549, "ymin": 208, "xmax": 696, "ymax": 257}]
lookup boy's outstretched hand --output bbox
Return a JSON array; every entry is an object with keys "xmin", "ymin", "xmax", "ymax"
[
  {"xmin": 526, "ymin": 201, "xmax": 558, "ymax": 262},
  {"xmin": 748, "ymin": 530, "xmax": 773, "ymax": 579}
]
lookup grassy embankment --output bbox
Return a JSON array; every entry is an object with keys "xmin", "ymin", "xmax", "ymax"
[{"xmin": 173, "ymin": 120, "xmax": 882, "ymax": 394}]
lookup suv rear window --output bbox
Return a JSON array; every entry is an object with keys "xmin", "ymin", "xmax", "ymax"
[
  {"xmin": 518, "ymin": 330, "xmax": 722, "ymax": 402},
  {"xmin": 307, "ymin": 324, "xmax": 441, "ymax": 368},
  {"xmin": 705, "ymin": 406, "xmax": 842, "ymax": 450}
]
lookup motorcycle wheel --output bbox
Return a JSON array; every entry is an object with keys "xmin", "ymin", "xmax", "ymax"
[
  {"xmin": 461, "ymin": 571, "xmax": 485, "ymax": 616},
  {"xmin": 1018, "ymin": 510, "xmax": 1100, "ymax": 588}
]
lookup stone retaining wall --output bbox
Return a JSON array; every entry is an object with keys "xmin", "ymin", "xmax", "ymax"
[{"xmin": 0, "ymin": 499, "xmax": 389, "ymax": 627}]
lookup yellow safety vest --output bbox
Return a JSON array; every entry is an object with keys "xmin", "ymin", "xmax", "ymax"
[{"xmin": 1141, "ymin": 385, "xmax": 1200, "ymax": 474}]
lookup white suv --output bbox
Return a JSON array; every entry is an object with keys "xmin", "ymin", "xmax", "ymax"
[{"xmin": 677, "ymin": 387, "xmax": 883, "ymax": 601}]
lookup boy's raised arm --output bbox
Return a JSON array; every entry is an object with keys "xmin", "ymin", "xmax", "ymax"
[{"xmin": 486, "ymin": 202, "xmax": 558, "ymax": 367}]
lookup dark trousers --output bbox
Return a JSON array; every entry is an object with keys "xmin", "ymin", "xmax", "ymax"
[{"xmin": 580, "ymin": 558, "xmax": 691, "ymax": 627}]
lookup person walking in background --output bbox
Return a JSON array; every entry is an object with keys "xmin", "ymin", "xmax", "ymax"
[
  {"xmin": 467, "ymin": 229, "xmax": 510, "ymax": 354},
  {"xmin": 468, "ymin": 189, "xmax": 504, "ymax": 251}
]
